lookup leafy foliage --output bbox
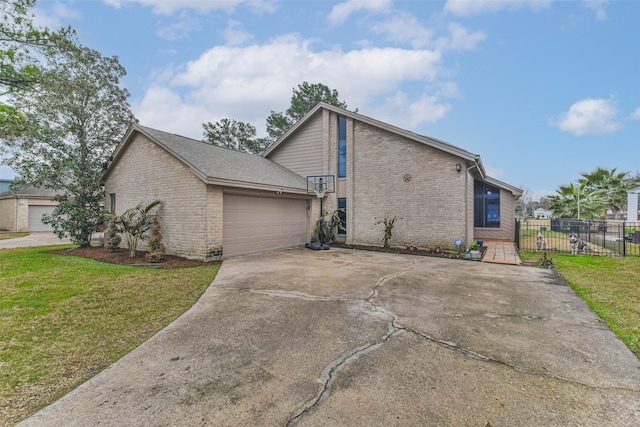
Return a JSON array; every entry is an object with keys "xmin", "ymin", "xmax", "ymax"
[
  {"xmin": 145, "ymin": 216, "xmax": 167, "ymax": 263},
  {"xmin": 104, "ymin": 215, "xmax": 121, "ymax": 251},
  {"xmin": 116, "ymin": 200, "xmax": 161, "ymax": 258},
  {"xmin": 549, "ymin": 167, "xmax": 638, "ymax": 219},
  {"xmin": 0, "ymin": 0, "xmax": 74, "ymax": 140},
  {"xmin": 375, "ymin": 215, "xmax": 399, "ymax": 248},
  {"xmin": 2, "ymin": 40, "xmax": 136, "ymax": 246},
  {"xmin": 201, "ymin": 81, "xmax": 351, "ymax": 154},
  {"xmin": 311, "ymin": 208, "xmax": 346, "ymax": 244},
  {"xmin": 266, "ymin": 82, "xmax": 350, "ymax": 141},
  {"xmin": 202, "ymin": 118, "xmax": 270, "ymax": 154}
]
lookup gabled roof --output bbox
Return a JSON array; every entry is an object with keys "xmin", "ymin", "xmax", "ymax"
[
  {"xmin": 101, "ymin": 124, "xmax": 308, "ymax": 194},
  {"xmin": 0, "ymin": 184, "xmax": 60, "ymax": 199},
  {"xmin": 264, "ymin": 102, "xmax": 482, "ymax": 167},
  {"xmin": 264, "ymin": 102, "xmax": 522, "ymax": 198}
]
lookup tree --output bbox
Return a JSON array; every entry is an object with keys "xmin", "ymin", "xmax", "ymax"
[
  {"xmin": 202, "ymin": 118, "xmax": 270, "ymax": 154},
  {"xmin": 266, "ymin": 82, "xmax": 350, "ymax": 141},
  {"xmin": 514, "ymin": 187, "xmax": 535, "ymax": 219},
  {"xmin": 579, "ymin": 167, "xmax": 633, "ymax": 215},
  {"xmin": 548, "ymin": 182, "xmax": 606, "ymax": 220},
  {"xmin": 116, "ymin": 200, "xmax": 160, "ymax": 258},
  {"xmin": 1, "ymin": 0, "xmax": 73, "ymax": 138},
  {"xmin": 2, "ymin": 41, "xmax": 137, "ymax": 246}
]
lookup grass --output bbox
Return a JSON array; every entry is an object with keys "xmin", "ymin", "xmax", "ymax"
[
  {"xmin": 521, "ymin": 252, "xmax": 640, "ymax": 358},
  {"xmin": 0, "ymin": 245, "xmax": 219, "ymax": 426},
  {"xmin": 0, "ymin": 232, "xmax": 29, "ymax": 240}
]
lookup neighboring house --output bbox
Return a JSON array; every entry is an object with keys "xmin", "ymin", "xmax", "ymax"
[
  {"xmin": 628, "ymin": 186, "xmax": 640, "ymax": 223},
  {"xmin": 0, "ymin": 183, "xmax": 60, "ymax": 232},
  {"xmin": 101, "ymin": 103, "xmax": 522, "ymax": 260},
  {"xmin": 534, "ymin": 208, "xmax": 552, "ymax": 219}
]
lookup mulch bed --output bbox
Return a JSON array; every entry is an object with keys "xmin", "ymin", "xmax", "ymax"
[
  {"xmin": 331, "ymin": 243, "xmax": 454, "ymax": 258},
  {"xmin": 50, "ymin": 246, "xmax": 215, "ymax": 269}
]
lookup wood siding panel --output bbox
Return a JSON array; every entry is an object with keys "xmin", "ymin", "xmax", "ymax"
[
  {"xmin": 474, "ymin": 188, "xmax": 516, "ymax": 241},
  {"xmin": 268, "ymin": 113, "xmax": 323, "ymax": 178}
]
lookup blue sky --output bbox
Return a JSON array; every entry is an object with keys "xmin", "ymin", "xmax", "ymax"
[{"xmin": 2, "ymin": 0, "xmax": 638, "ymax": 199}]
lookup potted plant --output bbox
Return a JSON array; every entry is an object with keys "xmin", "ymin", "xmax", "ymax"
[{"xmin": 469, "ymin": 241, "xmax": 481, "ymax": 260}]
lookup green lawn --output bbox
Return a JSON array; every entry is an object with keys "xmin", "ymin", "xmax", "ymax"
[
  {"xmin": 0, "ymin": 246, "xmax": 219, "ymax": 426},
  {"xmin": 521, "ymin": 252, "xmax": 640, "ymax": 358}
]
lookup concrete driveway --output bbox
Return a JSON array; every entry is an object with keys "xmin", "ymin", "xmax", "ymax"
[
  {"xmin": 0, "ymin": 232, "xmax": 70, "ymax": 248},
  {"xmin": 19, "ymin": 248, "xmax": 640, "ymax": 426}
]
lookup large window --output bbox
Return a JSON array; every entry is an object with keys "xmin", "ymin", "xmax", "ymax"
[
  {"xmin": 337, "ymin": 198, "xmax": 346, "ymax": 235},
  {"xmin": 474, "ymin": 181, "xmax": 500, "ymax": 228},
  {"xmin": 338, "ymin": 115, "xmax": 346, "ymax": 177}
]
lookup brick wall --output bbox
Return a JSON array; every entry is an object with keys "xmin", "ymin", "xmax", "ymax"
[
  {"xmin": 103, "ymin": 133, "xmax": 223, "ymax": 260},
  {"xmin": 347, "ymin": 120, "xmax": 468, "ymax": 249}
]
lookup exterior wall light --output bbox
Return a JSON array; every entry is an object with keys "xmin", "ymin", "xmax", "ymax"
[{"xmin": 456, "ymin": 163, "xmax": 462, "ymax": 172}]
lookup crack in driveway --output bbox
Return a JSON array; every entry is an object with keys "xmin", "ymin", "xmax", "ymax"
[{"xmin": 224, "ymin": 258, "xmax": 633, "ymax": 426}]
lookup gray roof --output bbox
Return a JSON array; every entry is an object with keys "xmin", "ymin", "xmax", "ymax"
[
  {"xmin": 0, "ymin": 184, "xmax": 60, "ymax": 199},
  {"xmin": 103, "ymin": 124, "xmax": 307, "ymax": 193}
]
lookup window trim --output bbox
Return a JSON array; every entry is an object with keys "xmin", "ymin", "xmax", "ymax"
[{"xmin": 474, "ymin": 181, "xmax": 501, "ymax": 228}]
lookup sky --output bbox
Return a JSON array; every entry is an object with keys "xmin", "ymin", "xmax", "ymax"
[{"xmin": 2, "ymin": 0, "xmax": 638, "ymax": 199}]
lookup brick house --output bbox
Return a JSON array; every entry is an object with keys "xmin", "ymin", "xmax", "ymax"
[
  {"xmin": 101, "ymin": 103, "xmax": 521, "ymax": 260},
  {"xmin": 0, "ymin": 183, "xmax": 59, "ymax": 232}
]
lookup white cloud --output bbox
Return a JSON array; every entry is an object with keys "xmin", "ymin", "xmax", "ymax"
[
  {"xmin": 371, "ymin": 12, "xmax": 434, "ymax": 48},
  {"xmin": 103, "ymin": 0, "xmax": 243, "ymax": 15},
  {"xmin": 222, "ymin": 20, "xmax": 254, "ymax": 46},
  {"xmin": 327, "ymin": 0, "xmax": 392, "ymax": 25},
  {"xmin": 33, "ymin": 2, "xmax": 81, "ymax": 29},
  {"xmin": 549, "ymin": 98, "xmax": 622, "ymax": 136},
  {"xmin": 631, "ymin": 108, "xmax": 640, "ymax": 120},
  {"xmin": 372, "ymin": 14, "xmax": 485, "ymax": 51},
  {"xmin": 438, "ymin": 23, "xmax": 487, "ymax": 51},
  {"xmin": 133, "ymin": 34, "xmax": 451, "ymax": 138},
  {"xmin": 584, "ymin": 0, "xmax": 609, "ymax": 21},
  {"xmin": 444, "ymin": 0, "xmax": 553, "ymax": 16},
  {"xmin": 155, "ymin": 11, "xmax": 202, "ymax": 41}
]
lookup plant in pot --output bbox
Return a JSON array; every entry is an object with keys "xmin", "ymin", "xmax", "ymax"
[{"xmin": 469, "ymin": 241, "xmax": 481, "ymax": 260}]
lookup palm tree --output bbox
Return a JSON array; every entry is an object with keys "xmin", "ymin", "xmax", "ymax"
[
  {"xmin": 579, "ymin": 167, "xmax": 632, "ymax": 216},
  {"xmin": 549, "ymin": 182, "xmax": 606, "ymax": 220}
]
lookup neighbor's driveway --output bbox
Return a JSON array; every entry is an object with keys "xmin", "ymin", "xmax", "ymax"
[
  {"xmin": 19, "ymin": 248, "xmax": 640, "ymax": 426},
  {"xmin": 0, "ymin": 232, "xmax": 70, "ymax": 248}
]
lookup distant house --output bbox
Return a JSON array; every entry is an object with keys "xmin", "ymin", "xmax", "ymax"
[
  {"xmin": 628, "ymin": 186, "xmax": 640, "ymax": 223},
  {"xmin": 0, "ymin": 183, "xmax": 59, "ymax": 232},
  {"xmin": 534, "ymin": 208, "xmax": 552, "ymax": 219},
  {"xmin": 101, "ymin": 103, "xmax": 522, "ymax": 260}
]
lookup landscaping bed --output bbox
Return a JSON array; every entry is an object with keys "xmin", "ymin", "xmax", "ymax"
[
  {"xmin": 51, "ymin": 246, "xmax": 213, "ymax": 268},
  {"xmin": 332, "ymin": 243, "xmax": 453, "ymax": 258}
]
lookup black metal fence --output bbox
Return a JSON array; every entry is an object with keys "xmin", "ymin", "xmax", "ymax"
[{"xmin": 516, "ymin": 219, "xmax": 640, "ymax": 257}]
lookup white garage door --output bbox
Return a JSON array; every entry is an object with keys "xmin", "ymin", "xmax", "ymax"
[
  {"xmin": 28, "ymin": 205, "xmax": 56, "ymax": 232},
  {"xmin": 223, "ymin": 194, "xmax": 309, "ymax": 258}
]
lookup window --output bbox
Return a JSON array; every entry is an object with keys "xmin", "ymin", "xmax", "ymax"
[
  {"xmin": 474, "ymin": 181, "xmax": 500, "ymax": 228},
  {"xmin": 110, "ymin": 193, "xmax": 116, "ymax": 214},
  {"xmin": 338, "ymin": 115, "xmax": 347, "ymax": 177},
  {"xmin": 337, "ymin": 198, "xmax": 346, "ymax": 235}
]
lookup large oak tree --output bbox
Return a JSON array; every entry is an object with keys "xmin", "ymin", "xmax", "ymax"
[{"xmin": 3, "ymin": 41, "xmax": 136, "ymax": 246}]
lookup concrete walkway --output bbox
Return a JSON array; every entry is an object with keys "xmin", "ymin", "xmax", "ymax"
[
  {"xmin": 0, "ymin": 232, "xmax": 71, "ymax": 249},
  {"xmin": 17, "ymin": 247, "xmax": 640, "ymax": 426}
]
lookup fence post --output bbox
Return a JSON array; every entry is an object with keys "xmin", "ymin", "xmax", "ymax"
[
  {"xmin": 623, "ymin": 221, "xmax": 626, "ymax": 257},
  {"xmin": 514, "ymin": 219, "xmax": 520, "ymax": 250}
]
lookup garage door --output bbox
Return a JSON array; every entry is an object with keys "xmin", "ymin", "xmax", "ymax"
[
  {"xmin": 223, "ymin": 194, "xmax": 309, "ymax": 258},
  {"xmin": 28, "ymin": 205, "xmax": 56, "ymax": 232}
]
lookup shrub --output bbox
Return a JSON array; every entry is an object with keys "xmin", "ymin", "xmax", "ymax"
[
  {"xmin": 117, "ymin": 200, "xmax": 160, "ymax": 257},
  {"xmin": 375, "ymin": 215, "xmax": 399, "ymax": 248},
  {"xmin": 145, "ymin": 217, "xmax": 167, "ymax": 263},
  {"xmin": 104, "ymin": 215, "xmax": 121, "ymax": 251}
]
